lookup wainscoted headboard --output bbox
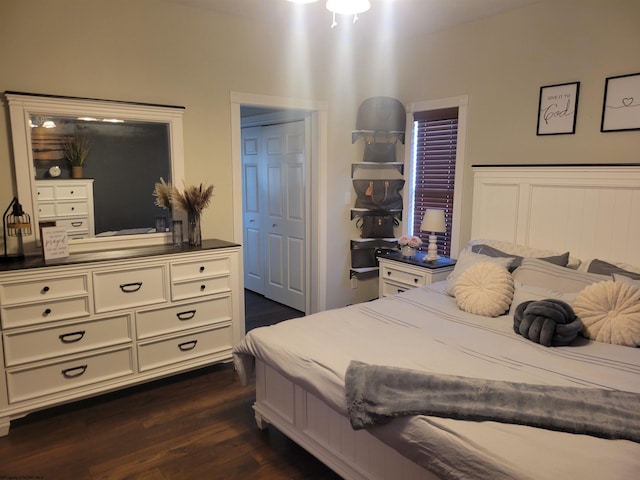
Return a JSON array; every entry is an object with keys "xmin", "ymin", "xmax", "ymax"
[{"xmin": 471, "ymin": 165, "xmax": 640, "ymax": 267}]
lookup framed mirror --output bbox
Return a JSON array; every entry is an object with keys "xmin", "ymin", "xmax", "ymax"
[{"xmin": 5, "ymin": 92, "xmax": 185, "ymax": 255}]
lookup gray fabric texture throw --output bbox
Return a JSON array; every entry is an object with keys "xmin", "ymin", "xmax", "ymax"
[{"xmin": 345, "ymin": 360, "xmax": 640, "ymax": 443}]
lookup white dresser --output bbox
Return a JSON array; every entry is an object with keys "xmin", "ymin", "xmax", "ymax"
[
  {"xmin": 0, "ymin": 240, "xmax": 243, "ymax": 435},
  {"xmin": 35, "ymin": 179, "xmax": 95, "ymax": 239}
]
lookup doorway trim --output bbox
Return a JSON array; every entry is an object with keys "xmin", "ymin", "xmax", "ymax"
[{"xmin": 231, "ymin": 92, "xmax": 328, "ymax": 313}]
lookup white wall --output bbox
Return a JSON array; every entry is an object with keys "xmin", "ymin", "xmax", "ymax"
[{"xmin": 1, "ymin": 0, "xmax": 638, "ymax": 310}]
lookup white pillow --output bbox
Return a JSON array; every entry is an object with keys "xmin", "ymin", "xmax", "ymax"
[
  {"xmin": 614, "ymin": 273, "xmax": 640, "ymax": 288},
  {"xmin": 445, "ymin": 249, "xmax": 514, "ymax": 297},
  {"xmin": 468, "ymin": 238, "xmax": 580, "ymax": 269},
  {"xmin": 574, "ymin": 280, "xmax": 640, "ymax": 347},
  {"xmin": 455, "ymin": 262, "xmax": 514, "ymax": 317},
  {"xmin": 512, "ymin": 258, "xmax": 608, "ymax": 294},
  {"xmin": 509, "ymin": 281, "xmax": 578, "ymax": 316},
  {"xmin": 578, "ymin": 258, "xmax": 640, "ymax": 275}
]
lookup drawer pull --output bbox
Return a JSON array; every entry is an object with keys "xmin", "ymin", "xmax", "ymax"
[
  {"xmin": 414, "ymin": 278, "xmax": 419, "ymax": 284},
  {"xmin": 71, "ymin": 221, "xmax": 82, "ymax": 227},
  {"xmin": 199, "ymin": 266, "xmax": 205, "ymax": 273},
  {"xmin": 178, "ymin": 340, "xmax": 198, "ymax": 351},
  {"xmin": 387, "ymin": 271, "xmax": 392, "ymax": 276},
  {"xmin": 119, "ymin": 282, "xmax": 142, "ymax": 293},
  {"xmin": 62, "ymin": 365, "xmax": 87, "ymax": 379},
  {"xmin": 42, "ymin": 286, "xmax": 50, "ymax": 293},
  {"xmin": 59, "ymin": 330, "xmax": 86, "ymax": 343},
  {"xmin": 176, "ymin": 310, "xmax": 196, "ymax": 321},
  {"xmin": 43, "ymin": 308, "xmax": 52, "ymax": 316}
]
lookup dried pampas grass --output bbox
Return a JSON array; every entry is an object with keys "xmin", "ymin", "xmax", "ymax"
[
  {"xmin": 153, "ymin": 177, "xmax": 173, "ymax": 209},
  {"xmin": 172, "ymin": 182, "xmax": 214, "ymax": 215},
  {"xmin": 153, "ymin": 178, "xmax": 214, "ymax": 215}
]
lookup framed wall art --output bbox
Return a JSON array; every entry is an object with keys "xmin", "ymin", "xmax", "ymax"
[
  {"xmin": 537, "ymin": 82, "xmax": 580, "ymax": 135},
  {"xmin": 601, "ymin": 72, "xmax": 640, "ymax": 132}
]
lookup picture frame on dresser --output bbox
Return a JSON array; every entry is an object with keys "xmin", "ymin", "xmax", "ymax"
[
  {"xmin": 600, "ymin": 72, "xmax": 640, "ymax": 132},
  {"xmin": 536, "ymin": 81, "xmax": 580, "ymax": 135}
]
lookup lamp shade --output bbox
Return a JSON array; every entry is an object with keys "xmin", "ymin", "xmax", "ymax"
[{"xmin": 420, "ymin": 209, "xmax": 446, "ymax": 233}]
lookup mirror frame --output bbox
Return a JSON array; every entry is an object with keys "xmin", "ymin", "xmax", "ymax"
[{"xmin": 5, "ymin": 92, "xmax": 185, "ymax": 255}]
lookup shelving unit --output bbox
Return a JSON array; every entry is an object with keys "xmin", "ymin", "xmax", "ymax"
[{"xmin": 349, "ymin": 97, "xmax": 408, "ymax": 281}]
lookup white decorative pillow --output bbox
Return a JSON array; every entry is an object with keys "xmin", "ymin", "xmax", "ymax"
[
  {"xmin": 445, "ymin": 249, "xmax": 514, "ymax": 297},
  {"xmin": 455, "ymin": 262, "xmax": 514, "ymax": 317},
  {"xmin": 573, "ymin": 280, "xmax": 640, "ymax": 347}
]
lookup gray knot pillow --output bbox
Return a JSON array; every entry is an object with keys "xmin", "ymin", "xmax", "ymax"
[{"xmin": 513, "ymin": 299, "xmax": 582, "ymax": 347}]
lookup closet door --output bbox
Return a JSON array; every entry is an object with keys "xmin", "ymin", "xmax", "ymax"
[
  {"xmin": 242, "ymin": 126, "xmax": 265, "ymax": 294},
  {"xmin": 241, "ymin": 121, "xmax": 306, "ymax": 312},
  {"xmin": 263, "ymin": 121, "xmax": 306, "ymax": 312}
]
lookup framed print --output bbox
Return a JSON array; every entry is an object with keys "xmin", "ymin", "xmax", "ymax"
[
  {"xmin": 537, "ymin": 82, "xmax": 580, "ymax": 135},
  {"xmin": 601, "ymin": 72, "xmax": 640, "ymax": 132}
]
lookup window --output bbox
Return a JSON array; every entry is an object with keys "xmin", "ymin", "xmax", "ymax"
[{"xmin": 409, "ymin": 107, "xmax": 459, "ymax": 258}]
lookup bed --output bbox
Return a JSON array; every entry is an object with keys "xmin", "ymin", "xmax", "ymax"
[{"xmin": 233, "ymin": 165, "xmax": 640, "ymax": 480}]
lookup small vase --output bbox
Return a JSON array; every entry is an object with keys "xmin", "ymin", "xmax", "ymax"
[
  {"xmin": 187, "ymin": 211, "xmax": 202, "ymax": 246},
  {"xmin": 401, "ymin": 245, "xmax": 416, "ymax": 258},
  {"xmin": 71, "ymin": 166, "xmax": 83, "ymax": 179}
]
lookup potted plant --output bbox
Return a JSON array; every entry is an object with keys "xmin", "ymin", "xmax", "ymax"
[{"xmin": 63, "ymin": 133, "xmax": 91, "ymax": 178}]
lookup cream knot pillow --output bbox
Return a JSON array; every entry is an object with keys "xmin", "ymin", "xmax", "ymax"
[
  {"xmin": 573, "ymin": 280, "xmax": 640, "ymax": 347},
  {"xmin": 455, "ymin": 262, "xmax": 514, "ymax": 317}
]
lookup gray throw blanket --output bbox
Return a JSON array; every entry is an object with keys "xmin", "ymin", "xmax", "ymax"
[{"xmin": 345, "ymin": 361, "xmax": 640, "ymax": 443}]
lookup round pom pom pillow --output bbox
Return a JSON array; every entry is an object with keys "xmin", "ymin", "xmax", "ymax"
[
  {"xmin": 573, "ymin": 280, "xmax": 640, "ymax": 347},
  {"xmin": 513, "ymin": 299, "xmax": 582, "ymax": 347},
  {"xmin": 455, "ymin": 262, "xmax": 514, "ymax": 317}
]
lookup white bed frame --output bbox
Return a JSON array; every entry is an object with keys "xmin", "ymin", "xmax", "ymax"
[{"xmin": 251, "ymin": 165, "xmax": 640, "ymax": 480}]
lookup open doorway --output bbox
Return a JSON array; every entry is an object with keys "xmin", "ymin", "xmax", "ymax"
[{"xmin": 230, "ymin": 92, "xmax": 328, "ymax": 317}]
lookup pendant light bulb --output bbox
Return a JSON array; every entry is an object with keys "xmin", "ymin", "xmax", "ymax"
[{"xmin": 325, "ymin": 0, "xmax": 370, "ymax": 15}]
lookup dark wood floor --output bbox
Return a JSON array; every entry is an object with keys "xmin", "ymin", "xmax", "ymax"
[
  {"xmin": 0, "ymin": 292, "xmax": 339, "ymax": 480},
  {"xmin": 244, "ymin": 289, "xmax": 305, "ymax": 332}
]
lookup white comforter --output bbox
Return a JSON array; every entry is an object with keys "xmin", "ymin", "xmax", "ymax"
[{"xmin": 233, "ymin": 284, "xmax": 640, "ymax": 480}]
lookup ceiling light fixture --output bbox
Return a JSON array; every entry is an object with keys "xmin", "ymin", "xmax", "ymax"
[{"xmin": 287, "ymin": 0, "xmax": 371, "ymax": 28}]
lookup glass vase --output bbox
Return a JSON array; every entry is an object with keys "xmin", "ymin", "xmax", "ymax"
[
  {"xmin": 401, "ymin": 245, "xmax": 416, "ymax": 258},
  {"xmin": 187, "ymin": 211, "xmax": 202, "ymax": 247}
]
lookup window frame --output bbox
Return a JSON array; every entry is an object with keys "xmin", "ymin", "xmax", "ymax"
[{"xmin": 404, "ymin": 95, "xmax": 468, "ymax": 258}]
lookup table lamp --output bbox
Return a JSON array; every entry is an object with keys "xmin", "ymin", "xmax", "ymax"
[
  {"xmin": 420, "ymin": 209, "xmax": 446, "ymax": 262},
  {"xmin": 2, "ymin": 197, "xmax": 32, "ymax": 262}
]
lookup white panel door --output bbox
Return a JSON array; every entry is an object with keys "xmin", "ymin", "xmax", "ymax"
[
  {"xmin": 241, "ymin": 121, "xmax": 306, "ymax": 312},
  {"xmin": 264, "ymin": 121, "xmax": 306, "ymax": 311},
  {"xmin": 241, "ymin": 127, "xmax": 265, "ymax": 294}
]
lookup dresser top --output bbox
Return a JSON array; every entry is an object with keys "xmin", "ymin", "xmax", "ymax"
[{"xmin": 0, "ymin": 239, "xmax": 239, "ymax": 272}]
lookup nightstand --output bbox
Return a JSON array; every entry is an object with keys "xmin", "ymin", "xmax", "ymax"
[{"xmin": 378, "ymin": 252, "xmax": 456, "ymax": 297}]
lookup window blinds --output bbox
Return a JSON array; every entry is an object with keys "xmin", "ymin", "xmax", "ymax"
[{"xmin": 412, "ymin": 107, "xmax": 458, "ymax": 257}]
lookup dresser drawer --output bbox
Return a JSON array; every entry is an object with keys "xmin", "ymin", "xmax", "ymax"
[
  {"xmin": 37, "ymin": 202, "xmax": 56, "ymax": 218},
  {"xmin": 171, "ymin": 276, "xmax": 231, "ymax": 301},
  {"xmin": 6, "ymin": 347, "xmax": 134, "ymax": 404},
  {"xmin": 170, "ymin": 256, "xmax": 231, "ymax": 282},
  {"xmin": 55, "ymin": 184, "xmax": 89, "ymax": 200},
  {"xmin": 55, "ymin": 201, "xmax": 88, "ymax": 216},
  {"xmin": 0, "ymin": 274, "xmax": 88, "ymax": 305},
  {"xmin": 3, "ymin": 314, "xmax": 132, "ymax": 367},
  {"xmin": 137, "ymin": 325, "xmax": 232, "ymax": 372},
  {"xmin": 380, "ymin": 265, "xmax": 427, "ymax": 288},
  {"xmin": 1, "ymin": 297, "xmax": 90, "ymax": 329},
  {"xmin": 136, "ymin": 295, "xmax": 232, "ymax": 339},
  {"xmin": 36, "ymin": 185, "xmax": 55, "ymax": 201},
  {"xmin": 93, "ymin": 265, "xmax": 167, "ymax": 313},
  {"xmin": 57, "ymin": 217, "xmax": 90, "ymax": 232}
]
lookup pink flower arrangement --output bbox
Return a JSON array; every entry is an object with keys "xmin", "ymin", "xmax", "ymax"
[{"xmin": 398, "ymin": 235, "xmax": 423, "ymax": 247}]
